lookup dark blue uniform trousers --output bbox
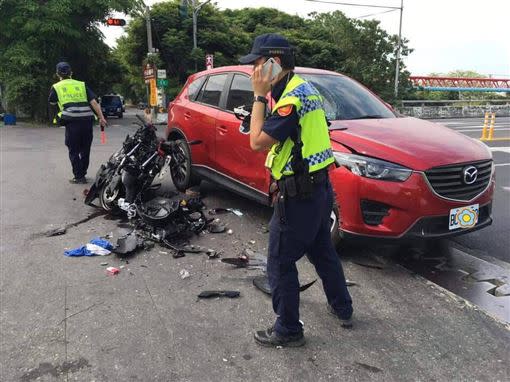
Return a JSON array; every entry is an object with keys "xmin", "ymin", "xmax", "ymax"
[
  {"xmin": 268, "ymin": 179, "xmax": 353, "ymax": 336},
  {"xmin": 65, "ymin": 122, "xmax": 93, "ymax": 179}
]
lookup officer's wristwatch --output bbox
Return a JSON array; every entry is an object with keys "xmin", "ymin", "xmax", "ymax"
[{"xmin": 253, "ymin": 95, "xmax": 268, "ymax": 104}]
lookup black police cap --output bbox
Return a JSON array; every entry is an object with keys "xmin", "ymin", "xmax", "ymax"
[{"xmin": 239, "ymin": 33, "xmax": 294, "ymax": 64}]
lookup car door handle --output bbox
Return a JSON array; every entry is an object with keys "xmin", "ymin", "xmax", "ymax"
[
  {"xmin": 184, "ymin": 112, "xmax": 192, "ymax": 120},
  {"xmin": 217, "ymin": 125, "xmax": 228, "ymax": 134}
]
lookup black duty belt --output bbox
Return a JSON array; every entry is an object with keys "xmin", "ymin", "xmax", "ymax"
[
  {"xmin": 276, "ymin": 168, "xmax": 329, "ymax": 200},
  {"xmin": 309, "ymin": 168, "xmax": 329, "ymax": 184}
]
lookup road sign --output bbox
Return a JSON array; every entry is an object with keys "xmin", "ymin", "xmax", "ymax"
[
  {"xmin": 157, "ymin": 79, "xmax": 168, "ymax": 88},
  {"xmin": 149, "ymin": 78, "xmax": 158, "ymax": 107},
  {"xmin": 143, "ymin": 64, "xmax": 156, "ymax": 80},
  {"xmin": 205, "ymin": 54, "xmax": 213, "ymax": 70},
  {"xmin": 157, "ymin": 69, "xmax": 167, "ymax": 79}
]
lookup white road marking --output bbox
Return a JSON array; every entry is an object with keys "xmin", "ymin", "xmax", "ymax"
[
  {"xmin": 489, "ymin": 147, "xmax": 510, "ymax": 154},
  {"xmin": 495, "ymin": 163, "xmax": 510, "ymax": 167},
  {"xmin": 455, "ymin": 128, "xmax": 510, "ymax": 132},
  {"xmin": 502, "ymin": 186, "xmax": 510, "ymax": 192}
]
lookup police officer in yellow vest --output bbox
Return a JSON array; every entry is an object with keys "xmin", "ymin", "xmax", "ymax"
[
  {"xmin": 49, "ymin": 62, "xmax": 107, "ymax": 183},
  {"xmin": 240, "ymin": 34, "xmax": 353, "ymax": 347}
]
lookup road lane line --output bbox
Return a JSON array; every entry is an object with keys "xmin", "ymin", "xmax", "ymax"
[{"xmin": 489, "ymin": 147, "xmax": 510, "ymax": 153}]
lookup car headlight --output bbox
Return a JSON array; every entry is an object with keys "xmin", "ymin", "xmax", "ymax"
[{"xmin": 333, "ymin": 152, "xmax": 412, "ymax": 182}]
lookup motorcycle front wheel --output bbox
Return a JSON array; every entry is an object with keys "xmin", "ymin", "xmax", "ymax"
[{"xmin": 99, "ymin": 183, "xmax": 124, "ymax": 212}]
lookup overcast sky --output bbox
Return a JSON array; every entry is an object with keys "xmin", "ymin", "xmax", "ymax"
[{"xmin": 102, "ymin": 0, "xmax": 510, "ymax": 77}]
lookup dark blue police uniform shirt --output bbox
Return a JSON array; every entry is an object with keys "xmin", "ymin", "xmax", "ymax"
[
  {"xmin": 262, "ymin": 72, "xmax": 299, "ymax": 142},
  {"xmin": 48, "ymin": 84, "xmax": 97, "ymax": 104}
]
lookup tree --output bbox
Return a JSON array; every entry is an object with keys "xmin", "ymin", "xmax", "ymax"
[
  {"xmin": 117, "ymin": 3, "xmax": 412, "ymax": 105},
  {"xmin": 0, "ymin": 0, "xmax": 138, "ymax": 121}
]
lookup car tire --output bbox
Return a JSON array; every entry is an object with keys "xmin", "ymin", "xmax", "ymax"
[
  {"xmin": 169, "ymin": 139, "xmax": 201, "ymax": 192},
  {"xmin": 118, "ymin": 112, "xmax": 123, "ymax": 119}
]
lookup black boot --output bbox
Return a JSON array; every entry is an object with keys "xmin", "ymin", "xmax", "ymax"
[
  {"xmin": 254, "ymin": 326, "xmax": 305, "ymax": 347},
  {"xmin": 327, "ymin": 305, "xmax": 353, "ymax": 328}
]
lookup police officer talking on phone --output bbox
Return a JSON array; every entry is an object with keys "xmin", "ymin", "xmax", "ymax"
[{"xmin": 240, "ymin": 33, "xmax": 353, "ymax": 347}]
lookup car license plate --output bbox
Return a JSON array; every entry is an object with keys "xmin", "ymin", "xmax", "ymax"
[{"xmin": 449, "ymin": 204, "xmax": 479, "ymax": 230}]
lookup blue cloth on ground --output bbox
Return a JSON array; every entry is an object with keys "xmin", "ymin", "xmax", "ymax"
[
  {"xmin": 89, "ymin": 237, "xmax": 114, "ymax": 250},
  {"xmin": 64, "ymin": 237, "xmax": 114, "ymax": 256}
]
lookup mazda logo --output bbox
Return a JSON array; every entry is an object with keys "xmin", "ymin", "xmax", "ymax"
[{"xmin": 463, "ymin": 166, "xmax": 478, "ymax": 185}]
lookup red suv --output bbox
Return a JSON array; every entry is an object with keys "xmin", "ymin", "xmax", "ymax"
[{"xmin": 166, "ymin": 66, "xmax": 494, "ymax": 243}]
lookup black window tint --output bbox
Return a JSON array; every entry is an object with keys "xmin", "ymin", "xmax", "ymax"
[
  {"xmin": 299, "ymin": 74, "xmax": 395, "ymax": 121},
  {"xmin": 188, "ymin": 76, "xmax": 206, "ymax": 101},
  {"xmin": 226, "ymin": 74, "xmax": 252, "ymax": 111},
  {"xmin": 197, "ymin": 74, "xmax": 228, "ymax": 107}
]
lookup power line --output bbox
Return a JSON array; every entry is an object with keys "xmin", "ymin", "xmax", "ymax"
[
  {"xmin": 305, "ymin": 0, "xmax": 401, "ymax": 10},
  {"xmin": 356, "ymin": 8, "xmax": 398, "ymax": 19}
]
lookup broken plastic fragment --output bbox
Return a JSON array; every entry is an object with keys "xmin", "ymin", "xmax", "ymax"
[
  {"xmin": 179, "ymin": 269, "xmax": 190, "ymax": 279},
  {"xmin": 173, "ymin": 251, "xmax": 185, "ymax": 259},
  {"xmin": 106, "ymin": 267, "xmax": 120, "ymax": 275},
  {"xmin": 198, "ymin": 290, "xmax": 240, "ymax": 299},
  {"xmin": 229, "ymin": 208, "xmax": 243, "ymax": 216},
  {"xmin": 208, "ymin": 222, "xmax": 226, "ymax": 233},
  {"xmin": 227, "ymin": 229, "xmax": 233, "ymax": 235}
]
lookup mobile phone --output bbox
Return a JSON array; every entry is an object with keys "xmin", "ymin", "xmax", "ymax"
[{"xmin": 261, "ymin": 58, "xmax": 282, "ymax": 81}]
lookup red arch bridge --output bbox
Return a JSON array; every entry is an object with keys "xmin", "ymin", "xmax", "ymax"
[{"xmin": 409, "ymin": 76, "xmax": 510, "ymax": 92}]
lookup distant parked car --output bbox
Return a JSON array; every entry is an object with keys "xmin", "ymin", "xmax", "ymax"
[
  {"xmin": 166, "ymin": 65, "xmax": 494, "ymax": 245},
  {"xmin": 100, "ymin": 94, "xmax": 123, "ymax": 118}
]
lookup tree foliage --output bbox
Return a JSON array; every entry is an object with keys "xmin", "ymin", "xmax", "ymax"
[
  {"xmin": 0, "ymin": 0, "xmax": 138, "ymax": 120},
  {"xmin": 115, "ymin": 1, "xmax": 413, "ymax": 103},
  {"xmin": 1, "ymin": 0, "xmax": 414, "ymax": 119}
]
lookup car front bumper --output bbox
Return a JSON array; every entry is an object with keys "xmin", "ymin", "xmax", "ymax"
[{"xmin": 329, "ymin": 166, "xmax": 495, "ymax": 240}]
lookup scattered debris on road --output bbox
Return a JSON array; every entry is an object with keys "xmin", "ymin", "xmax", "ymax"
[
  {"xmin": 106, "ymin": 266, "xmax": 120, "ymax": 275},
  {"xmin": 64, "ymin": 237, "xmax": 114, "ymax": 257},
  {"xmin": 198, "ymin": 290, "xmax": 240, "ymax": 299},
  {"xmin": 179, "ymin": 269, "xmax": 190, "ymax": 279}
]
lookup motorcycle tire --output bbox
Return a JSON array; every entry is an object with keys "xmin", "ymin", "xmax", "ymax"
[{"xmin": 99, "ymin": 182, "xmax": 124, "ymax": 212}]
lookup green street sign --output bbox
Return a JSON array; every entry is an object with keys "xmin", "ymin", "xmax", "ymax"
[{"xmin": 157, "ymin": 79, "xmax": 168, "ymax": 88}]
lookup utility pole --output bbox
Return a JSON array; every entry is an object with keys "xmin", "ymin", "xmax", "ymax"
[
  {"xmin": 305, "ymin": 0, "xmax": 404, "ymax": 99},
  {"xmin": 145, "ymin": 6, "xmax": 153, "ymax": 54},
  {"xmin": 190, "ymin": 0, "xmax": 211, "ymax": 49},
  {"xmin": 145, "ymin": 5, "xmax": 157, "ymax": 120},
  {"xmin": 394, "ymin": 0, "xmax": 404, "ymax": 98},
  {"xmin": 187, "ymin": 0, "xmax": 211, "ymax": 71}
]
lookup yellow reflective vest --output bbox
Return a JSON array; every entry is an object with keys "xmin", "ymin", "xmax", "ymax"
[
  {"xmin": 265, "ymin": 74, "xmax": 334, "ymax": 180},
  {"xmin": 52, "ymin": 79, "xmax": 94, "ymax": 123}
]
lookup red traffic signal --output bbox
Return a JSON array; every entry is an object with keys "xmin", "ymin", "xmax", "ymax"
[{"xmin": 106, "ymin": 18, "xmax": 126, "ymax": 26}]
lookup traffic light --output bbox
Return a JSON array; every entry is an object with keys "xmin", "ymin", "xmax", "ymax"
[{"xmin": 106, "ymin": 18, "xmax": 126, "ymax": 26}]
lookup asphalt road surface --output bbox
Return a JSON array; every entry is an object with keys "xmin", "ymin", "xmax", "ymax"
[{"xmin": 1, "ymin": 111, "xmax": 509, "ymax": 381}]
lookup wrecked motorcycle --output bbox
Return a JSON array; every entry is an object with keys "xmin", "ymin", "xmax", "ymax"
[
  {"xmin": 85, "ymin": 115, "xmax": 207, "ymax": 244},
  {"xmin": 85, "ymin": 115, "xmax": 168, "ymax": 211}
]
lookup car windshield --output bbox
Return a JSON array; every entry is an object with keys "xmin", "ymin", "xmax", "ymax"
[
  {"xmin": 299, "ymin": 74, "xmax": 395, "ymax": 121},
  {"xmin": 101, "ymin": 96, "xmax": 121, "ymax": 106}
]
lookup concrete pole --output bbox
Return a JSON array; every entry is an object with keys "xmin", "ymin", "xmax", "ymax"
[
  {"xmin": 191, "ymin": 0, "xmax": 211, "ymax": 71},
  {"xmin": 394, "ymin": 0, "xmax": 403, "ymax": 99},
  {"xmin": 146, "ymin": 6, "xmax": 156, "ymax": 120},
  {"xmin": 146, "ymin": 6, "xmax": 153, "ymax": 54}
]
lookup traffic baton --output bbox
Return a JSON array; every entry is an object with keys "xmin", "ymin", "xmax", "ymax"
[{"xmin": 100, "ymin": 125, "xmax": 107, "ymax": 144}]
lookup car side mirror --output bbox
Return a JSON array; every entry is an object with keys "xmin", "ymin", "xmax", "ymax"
[{"xmin": 233, "ymin": 105, "xmax": 252, "ymax": 135}]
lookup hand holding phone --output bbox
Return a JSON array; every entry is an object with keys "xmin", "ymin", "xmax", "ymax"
[{"xmin": 261, "ymin": 58, "xmax": 282, "ymax": 81}]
